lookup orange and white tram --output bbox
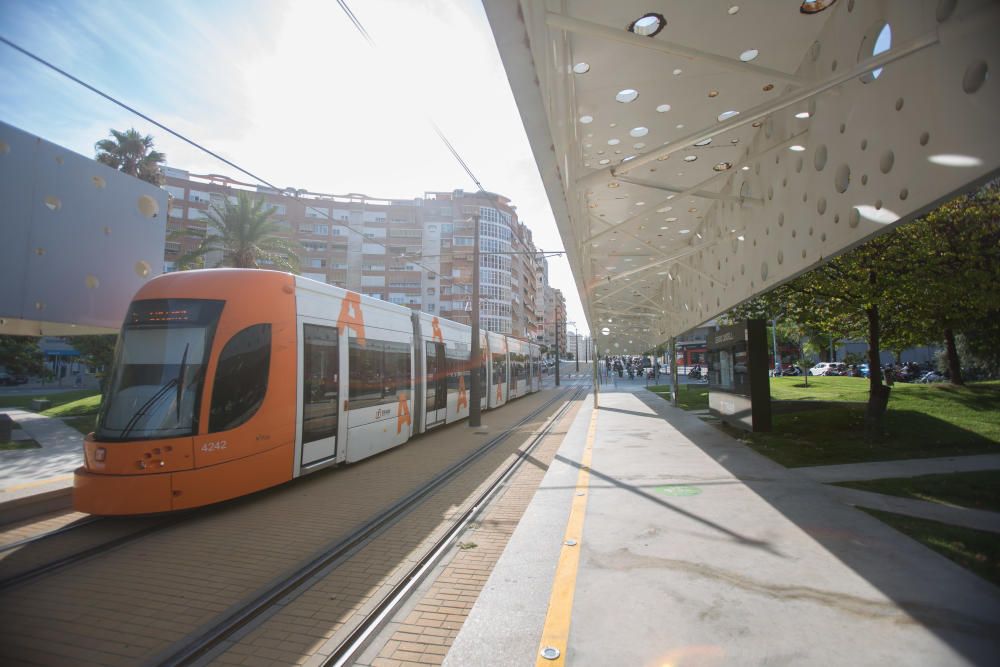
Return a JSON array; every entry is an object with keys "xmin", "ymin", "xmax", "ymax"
[{"xmin": 73, "ymin": 269, "xmax": 543, "ymax": 515}]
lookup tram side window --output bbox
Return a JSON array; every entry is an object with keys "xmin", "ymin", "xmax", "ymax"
[
  {"xmin": 349, "ymin": 339, "xmax": 411, "ymax": 410},
  {"xmin": 209, "ymin": 324, "xmax": 271, "ymax": 432}
]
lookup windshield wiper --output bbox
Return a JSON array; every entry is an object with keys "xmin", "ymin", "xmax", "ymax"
[
  {"xmin": 175, "ymin": 343, "xmax": 190, "ymax": 421},
  {"xmin": 120, "ymin": 378, "xmax": 177, "ymax": 439}
]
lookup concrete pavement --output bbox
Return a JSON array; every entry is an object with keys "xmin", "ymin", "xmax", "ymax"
[{"xmin": 447, "ymin": 381, "xmax": 1000, "ymax": 666}]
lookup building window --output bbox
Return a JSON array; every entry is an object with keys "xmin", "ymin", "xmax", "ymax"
[
  {"xmin": 316, "ymin": 224, "xmax": 329, "ymax": 235},
  {"xmin": 426, "ymin": 287, "xmax": 435, "ymax": 295}
]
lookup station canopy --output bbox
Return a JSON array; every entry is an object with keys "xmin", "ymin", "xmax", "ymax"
[{"xmin": 483, "ymin": 0, "xmax": 1000, "ymax": 354}]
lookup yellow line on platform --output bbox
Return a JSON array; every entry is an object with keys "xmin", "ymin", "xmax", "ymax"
[
  {"xmin": 0, "ymin": 474, "xmax": 74, "ymax": 493},
  {"xmin": 535, "ymin": 409, "xmax": 597, "ymax": 666}
]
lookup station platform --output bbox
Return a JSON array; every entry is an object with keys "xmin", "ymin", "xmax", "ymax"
[{"xmin": 445, "ymin": 380, "xmax": 1000, "ymax": 666}]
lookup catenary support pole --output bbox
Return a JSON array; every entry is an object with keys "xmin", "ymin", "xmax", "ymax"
[
  {"xmin": 555, "ymin": 311, "xmax": 560, "ymax": 387},
  {"xmin": 592, "ymin": 339, "xmax": 599, "ymax": 408},
  {"xmin": 469, "ymin": 213, "xmax": 481, "ymax": 427},
  {"xmin": 670, "ymin": 336, "xmax": 679, "ymax": 406}
]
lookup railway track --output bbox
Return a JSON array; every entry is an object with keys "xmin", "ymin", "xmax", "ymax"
[
  {"xmin": 0, "ymin": 513, "xmax": 181, "ymax": 591},
  {"xmin": 161, "ymin": 381, "xmax": 588, "ymax": 667}
]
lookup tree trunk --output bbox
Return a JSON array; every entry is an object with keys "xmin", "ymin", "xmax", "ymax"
[
  {"xmin": 865, "ymin": 305, "xmax": 890, "ymax": 439},
  {"xmin": 943, "ymin": 327, "xmax": 964, "ymax": 385}
]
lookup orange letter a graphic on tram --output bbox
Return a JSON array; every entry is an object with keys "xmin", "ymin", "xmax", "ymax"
[
  {"xmin": 457, "ymin": 374, "xmax": 468, "ymax": 410},
  {"xmin": 337, "ymin": 292, "xmax": 366, "ymax": 346},
  {"xmin": 431, "ymin": 316, "xmax": 444, "ymax": 343},
  {"xmin": 396, "ymin": 392, "xmax": 411, "ymax": 434}
]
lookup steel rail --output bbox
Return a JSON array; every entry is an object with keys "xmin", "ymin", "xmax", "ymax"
[
  {"xmin": 0, "ymin": 515, "xmax": 103, "ymax": 554},
  {"xmin": 324, "ymin": 382, "xmax": 588, "ymax": 667},
  {"xmin": 160, "ymin": 381, "xmax": 586, "ymax": 667},
  {"xmin": 0, "ymin": 516, "xmax": 181, "ymax": 591}
]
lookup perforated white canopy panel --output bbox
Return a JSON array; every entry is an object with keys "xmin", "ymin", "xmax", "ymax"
[{"xmin": 484, "ymin": 0, "xmax": 999, "ymax": 352}]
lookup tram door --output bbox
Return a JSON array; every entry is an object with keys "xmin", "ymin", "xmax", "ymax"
[
  {"xmin": 425, "ymin": 341, "xmax": 447, "ymax": 427},
  {"xmin": 301, "ymin": 324, "xmax": 339, "ymax": 467}
]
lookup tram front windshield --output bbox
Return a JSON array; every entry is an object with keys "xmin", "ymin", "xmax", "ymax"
[{"xmin": 96, "ymin": 299, "xmax": 224, "ymax": 441}]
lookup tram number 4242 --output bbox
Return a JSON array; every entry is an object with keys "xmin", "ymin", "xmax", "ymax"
[{"xmin": 201, "ymin": 440, "xmax": 227, "ymax": 453}]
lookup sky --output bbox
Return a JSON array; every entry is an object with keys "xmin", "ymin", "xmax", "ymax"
[{"xmin": 0, "ymin": 0, "xmax": 590, "ymax": 335}]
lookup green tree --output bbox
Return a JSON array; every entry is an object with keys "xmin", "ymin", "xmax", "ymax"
[
  {"xmin": 898, "ymin": 185, "xmax": 1000, "ymax": 384},
  {"xmin": 176, "ymin": 192, "xmax": 300, "ymax": 272},
  {"xmin": 0, "ymin": 336, "xmax": 44, "ymax": 376},
  {"xmin": 71, "ymin": 335, "xmax": 118, "ymax": 391},
  {"xmin": 94, "ymin": 128, "xmax": 166, "ymax": 185}
]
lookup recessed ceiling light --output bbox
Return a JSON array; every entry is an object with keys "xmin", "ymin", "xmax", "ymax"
[
  {"xmin": 608, "ymin": 182, "xmax": 620, "ymax": 188},
  {"xmin": 718, "ymin": 110, "xmax": 740, "ymax": 121},
  {"xmin": 633, "ymin": 142, "xmax": 646, "ymax": 149},
  {"xmin": 683, "ymin": 155, "xmax": 697, "ymax": 162},
  {"xmin": 800, "ymin": 0, "xmax": 837, "ymax": 14},
  {"xmin": 694, "ymin": 138, "xmax": 712, "ymax": 146},
  {"xmin": 737, "ymin": 235, "xmax": 745, "ymax": 241},
  {"xmin": 713, "ymin": 162, "xmax": 733, "ymax": 171},
  {"xmin": 608, "ymin": 138, "xmax": 620, "ymax": 145},
  {"xmin": 680, "ymin": 229, "xmax": 690, "ymax": 234},
  {"xmin": 740, "ymin": 49, "xmax": 759, "ymax": 62},
  {"xmin": 599, "ymin": 158, "xmax": 611, "ymax": 165},
  {"xmin": 656, "ymin": 104, "xmax": 672, "ymax": 113},
  {"xmin": 628, "ymin": 13, "xmax": 666, "ymax": 37},
  {"xmin": 660, "ymin": 226, "xmax": 669, "ymax": 230},
  {"xmin": 728, "ymin": 6, "xmax": 740, "ymax": 15},
  {"xmin": 795, "ymin": 111, "xmax": 811, "ymax": 119},
  {"xmin": 630, "ymin": 127, "xmax": 649, "ymax": 138},
  {"xmin": 616, "ymin": 89, "xmax": 639, "ymax": 103},
  {"xmin": 666, "ymin": 217, "xmax": 678, "ymax": 222},
  {"xmin": 657, "ymin": 206, "xmax": 672, "ymax": 212},
  {"xmin": 789, "ymin": 145, "xmax": 806, "ymax": 152},
  {"xmin": 573, "ymin": 62, "xmax": 591, "ymax": 74},
  {"xmin": 672, "ymin": 68, "xmax": 683, "ymax": 76},
  {"xmin": 580, "ymin": 115, "xmax": 593, "ymax": 124},
  {"xmin": 741, "ymin": 165, "xmax": 750, "ymax": 171}
]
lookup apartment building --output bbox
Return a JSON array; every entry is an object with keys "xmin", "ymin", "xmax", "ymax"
[
  {"xmin": 161, "ymin": 168, "xmax": 547, "ymax": 339},
  {"xmin": 540, "ymin": 284, "xmax": 567, "ymax": 355}
]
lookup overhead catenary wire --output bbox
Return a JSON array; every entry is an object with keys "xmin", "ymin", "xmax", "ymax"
[
  {"xmin": 0, "ymin": 28, "xmax": 558, "ymax": 282},
  {"xmin": 0, "ymin": 35, "xmax": 468, "ymax": 277},
  {"xmin": 334, "ymin": 0, "xmax": 486, "ymax": 192}
]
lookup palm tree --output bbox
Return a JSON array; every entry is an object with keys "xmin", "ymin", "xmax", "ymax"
[
  {"xmin": 176, "ymin": 192, "xmax": 301, "ymax": 272},
  {"xmin": 94, "ymin": 128, "xmax": 166, "ymax": 185}
]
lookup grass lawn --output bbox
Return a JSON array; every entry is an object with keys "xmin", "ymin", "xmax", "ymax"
[
  {"xmin": 860, "ymin": 508, "xmax": 1000, "ymax": 588},
  {"xmin": 647, "ymin": 384, "xmax": 710, "ymax": 411},
  {"xmin": 836, "ymin": 470, "xmax": 1000, "ymax": 512},
  {"xmin": 648, "ymin": 377, "xmax": 1000, "ymax": 467},
  {"xmin": 737, "ymin": 378, "xmax": 1000, "ymax": 467},
  {"xmin": 41, "ymin": 393, "xmax": 102, "ymax": 418},
  {"xmin": 0, "ymin": 389, "xmax": 101, "ymax": 413}
]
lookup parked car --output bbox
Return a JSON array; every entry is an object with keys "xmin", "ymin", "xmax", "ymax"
[
  {"xmin": 0, "ymin": 372, "xmax": 28, "ymax": 386},
  {"xmin": 809, "ymin": 362, "xmax": 848, "ymax": 376}
]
